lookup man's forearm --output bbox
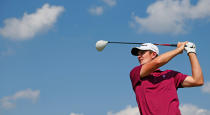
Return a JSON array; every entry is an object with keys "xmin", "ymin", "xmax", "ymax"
[
  {"xmin": 153, "ymin": 47, "xmax": 183, "ymax": 68},
  {"xmin": 188, "ymin": 53, "xmax": 204, "ymax": 85}
]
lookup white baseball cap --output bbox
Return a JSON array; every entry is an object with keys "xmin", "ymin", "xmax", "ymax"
[{"xmin": 131, "ymin": 43, "xmax": 159, "ymax": 56}]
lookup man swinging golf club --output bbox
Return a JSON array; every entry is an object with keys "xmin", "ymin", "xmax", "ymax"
[{"xmin": 130, "ymin": 41, "xmax": 204, "ymax": 115}]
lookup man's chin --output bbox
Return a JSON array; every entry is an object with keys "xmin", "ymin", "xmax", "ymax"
[
  {"xmin": 140, "ymin": 61, "xmax": 147, "ymax": 65},
  {"xmin": 139, "ymin": 62, "xmax": 144, "ymax": 65},
  {"xmin": 138, "ymin": 60, "xmax": 145, "ymax": 65}
]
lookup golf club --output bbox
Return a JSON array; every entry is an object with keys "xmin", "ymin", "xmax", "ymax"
[{"xmin": 96, "ymin": 40, "xmax": 177, "ymax": 52}]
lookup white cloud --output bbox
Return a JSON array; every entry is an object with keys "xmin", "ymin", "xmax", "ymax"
[
  {"xmin": 89, "ymin": 6, "xmax": 104, "ymax": 16},
  {"xmin": 0, "ymin": 88, "xmax": 40, "ymax": 109},
  {"xmin": 180, "ymin": 104, "xmax": 210, "ymax": 115},
  {"xmin": 0, "ymin": 3, "xmax": 64, "ymax": 40},
  {"xmin": 88, "ymin": 0, "xmax": 116, "ymax": 16},
  {"xmin": 107, "ymin": 105, "xmax": 139, "ymax": 115},
  {"xmin": 131, "ymin": 0, "xmax": 210, "ymax": 34},
  {"xmin": 201, "ymin": 81, "xmax": 210, "ymax": 94},
  {"xmin": 103, "ymin": 0, "xmax": 117, "ymax": 7},
  {"xmin": 70, "ymin": 113, "xmax": 84, "ymax": 115}
]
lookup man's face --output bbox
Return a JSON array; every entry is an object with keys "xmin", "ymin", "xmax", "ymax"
[{"xmin": 137, "ymin": 50, "xmax": 156, "ymax": 65}]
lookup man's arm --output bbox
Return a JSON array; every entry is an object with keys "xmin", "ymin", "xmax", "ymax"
[
  {"xmin": 140, "ymin": 42, "xmax": 187, "ymax": 78},
  {"xmin": 182, "ymin": 53, "xmax": 204, "ymax": 87}
]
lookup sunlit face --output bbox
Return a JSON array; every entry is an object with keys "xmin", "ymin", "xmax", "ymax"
[{"xmin": 137, "ymin": 50, "xmax": 157, "ymax": 65}]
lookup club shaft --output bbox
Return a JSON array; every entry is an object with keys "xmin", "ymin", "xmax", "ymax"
[{"xmin": 108, "ymin": 41, "xmax": 177, "ymax": 47}]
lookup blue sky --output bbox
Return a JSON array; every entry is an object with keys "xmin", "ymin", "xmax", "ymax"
[{"xmin": 0, "ymin": 0, "xmax": 210, "ymax": 115}]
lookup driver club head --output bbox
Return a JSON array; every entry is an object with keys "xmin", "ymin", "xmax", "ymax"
[{"xmin": 96, "ymin": 40, "xmax": 109, "ymax": 52}]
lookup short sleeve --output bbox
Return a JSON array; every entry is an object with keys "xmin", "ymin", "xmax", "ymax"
[
  {"xmin": 130, "ymin": 65, "xmax": 142, "ymax": 90},
  {"xmin": 173, "ymin": 71, "xmax": 188, "ymax": 88}
]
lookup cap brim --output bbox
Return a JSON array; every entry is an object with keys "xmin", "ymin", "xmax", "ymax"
[{"xmin": 131, "ymin": 48, "xmax": 140, "ymax": 56}]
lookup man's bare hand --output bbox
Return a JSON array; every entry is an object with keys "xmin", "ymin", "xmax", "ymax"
[{"xmin": 177, "ymin": 41, "xmax": 188, "ymax": 54}]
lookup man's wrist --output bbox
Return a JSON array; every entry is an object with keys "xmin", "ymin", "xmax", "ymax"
[
  {"xmin": 175, "ymin": 47, "xmax": 183, "ymax": 54},
  {"xmin": 188, "ymin": 52, "xmax": 196, "ymax": 56}
]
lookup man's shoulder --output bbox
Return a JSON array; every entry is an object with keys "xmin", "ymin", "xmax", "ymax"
[
  {"xmin": 152, "ymin": 69, "xmax": 175, "ymax": 73},
  {"xmin": 160, "ymin": 69, "xmax": 182, "ymax": 77},
  {"xmin": 130, "ymin": 65, "xmax": 142, "ymax": 72},
  {"xmin": 163, "ymin": 69, "xmax": 180, "ymax": 73}
]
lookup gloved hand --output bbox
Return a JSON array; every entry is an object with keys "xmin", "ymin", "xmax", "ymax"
[{"xmin": 185, "ymin": 42, "xmax": 196, "ymax": 54}]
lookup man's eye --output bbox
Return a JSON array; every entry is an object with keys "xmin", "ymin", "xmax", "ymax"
[{"xmin": 138, "ymin": 51, "xmax": 145, "ymax": 55}]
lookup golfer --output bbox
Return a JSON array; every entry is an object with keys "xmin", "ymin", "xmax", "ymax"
[{"xmin": 130, "ymin": 42, "xmax": 204, "ymax": 115}]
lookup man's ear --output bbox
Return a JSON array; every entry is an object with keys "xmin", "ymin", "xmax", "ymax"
[{"xmin": 151, "ymin": 52, "xmax": 157, "ymax": 59}]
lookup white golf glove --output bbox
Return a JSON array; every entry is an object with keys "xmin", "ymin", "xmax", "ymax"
[{"xmin": 185, "ymin": 42, "xmax": 196, "ymax": 54}]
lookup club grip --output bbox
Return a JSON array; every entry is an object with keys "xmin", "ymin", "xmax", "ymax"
[
  {"xmin": 169, "ymin": 44, "xmax": 187, "ymax": 47},
  {"xmin": 169, "ymin": 44, "xmax": 177, "ymax": 47}
]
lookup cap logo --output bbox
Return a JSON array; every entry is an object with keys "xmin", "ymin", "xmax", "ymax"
[{"xmin": 141, "ymin": 44, "xmax": 147, "ymax": 46}]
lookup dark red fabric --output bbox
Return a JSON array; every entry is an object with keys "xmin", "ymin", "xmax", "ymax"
[{"xmin": 130, "ymin": 65, "xmax": 187, "ymax": 115}]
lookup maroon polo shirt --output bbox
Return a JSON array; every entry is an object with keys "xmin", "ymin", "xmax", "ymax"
[{"xmin": 130, "ymin": 65, "xmax": 187, "ymax": 115}]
